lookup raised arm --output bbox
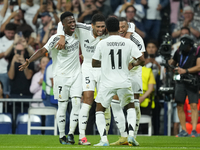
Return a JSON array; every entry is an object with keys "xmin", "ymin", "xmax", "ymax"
[{"xmin": 19, "ymin": 47, "xmax": 47, "ymax": 71}]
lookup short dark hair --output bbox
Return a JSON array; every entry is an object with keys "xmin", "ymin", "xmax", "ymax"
[
  {"xmin": 5, "ymin": 23, "xmax": 17, "ymax": 31},
  {"xmin": 118, "ymin": 17, "xmax": 127, "ymax": 22},
  {"xmin": 92, "ymin": 13, "xmax": 106, "ymax": 25},
  {"xmin": 181, "ymin": 27, "xmax": 191, "ymax": 35},
  {"xmin": 106, "ymin": 17, "xmax": 119, "ymax": 32},
  {"xmin": 125, "ymin": 5, "xmax": 136, "ymax": 13},
  {"xmin": 60, "ymin": 11, "xmax": 74, "ymax": 22}
]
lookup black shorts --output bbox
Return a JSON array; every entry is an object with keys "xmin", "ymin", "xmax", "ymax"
[{"xmin": 175, "ymin": 82, "xmax": 199, "ymax": 104}]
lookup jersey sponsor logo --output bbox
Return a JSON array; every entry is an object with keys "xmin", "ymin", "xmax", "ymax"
[
  {"xmin": 84, "ymin": 44, "xmax": 95, "ymax": 53},
  {"xmin": 84, "ymin": 39, "xmax": 89, "ymax": 43},
  {"xmin": 65, "ymin": 41, "xmax": 79, "ymax": 52},
  {"xmin": 73, "ymin": 119, "xmax": 78, "ymax": 122}
]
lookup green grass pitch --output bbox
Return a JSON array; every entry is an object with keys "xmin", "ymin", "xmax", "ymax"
[{"xmin": 0, "ymin": 135, "xmax": 199, "ymax": 150}]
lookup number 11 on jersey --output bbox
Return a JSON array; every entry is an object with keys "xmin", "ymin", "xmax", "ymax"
[{"xmin": 109, "ymin": 49, "xmax": 122, "ymax": 69}]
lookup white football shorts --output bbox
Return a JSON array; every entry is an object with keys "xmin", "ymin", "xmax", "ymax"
[
  {"xmin": 95, "ymin": 84, "xmax": 134, "ymax": 108},
  {"xmin": 53, "ymin": 72, "xmax": 82, "ymax": 101},
  {"xmin": 82, "ymin": 67, "xmax": 101, "ymax": 92},
  {"xmin": 129, "ymin": 72, "xmax": 143, "ymax": 94}
]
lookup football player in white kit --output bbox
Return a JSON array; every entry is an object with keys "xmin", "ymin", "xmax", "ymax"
[
  {"xmin": 56, "ymin": 14, "xmax": 135, "ymax": 145},
  {"xmin": 92, "ymin": 17, "xmax": 145, "ymax": 146},
  {"xmin": 19, "ymin": 12, "xmax": 82, "ymax": 145},
  {"xmin": 110, "ymin": 17, "xmax": 146, "ymax": 146}
]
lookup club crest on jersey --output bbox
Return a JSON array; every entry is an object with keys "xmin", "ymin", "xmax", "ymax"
[
  {"xmin": 75, "ymin": 34, "xmax": 78, "ymax": 39},
  {"xmin": 59, "ymin": 94, "xmax": 62, "ymax": 99},
  {"xmin": 100, "ymin": 38, "xmax": 102, "ymax": 41},
  {"xmin": 86, "ymin": 84, "xmax": 89, "ymax": 89}
]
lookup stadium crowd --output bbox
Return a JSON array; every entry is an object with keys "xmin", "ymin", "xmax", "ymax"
[{"xmin": 0, "ymin": 0, "xmax": 200, "ymax": 146}]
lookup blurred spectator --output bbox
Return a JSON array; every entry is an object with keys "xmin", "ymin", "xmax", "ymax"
[
  {"xmin": 1, "ymin": 0, "xmax": 20, "ymax": 26},
  {"xmin": 42, "ymin": 59, "xmax": 58, "ymax": 135},
  {"xmin": 95, "ymin": 0, "xmax": 113, "ymax": 18},
  {"xmin": 138, "ymin": 66, "xmax": 156, "ymax": 134},
  {"xmin": 172, "ymin": 6, "xmax": 200, "ymax": 43},
  {"xmin": 32, "ymin": 1, "xmax": 59, "ymax": 31},
  {"xmin": 110, "ymin": 0, "xmax": 123, "ymax": 13},
  {"xmin": 21, "ymin": 0, "xmax": 40, "ymax": 32},
  {"xmin": 77, "ymin": 0, "xmax": 99, "ymax": 24},
  {"xmin": 114, "ymin": 0, "xmax": 145, "ymax": 22},
  {"xmin": 141, "ymin": 0, "xmax": 169, "ymax": 41},
  {"xmin": 193, "ymin": 0, "xmax": 200, "ymax": 24},
  {"xmin": 37, "ymin": 12, "xmax": 53, "ymax": 46},
  {"xmin": 0, "ymin": 23, "xmax": 16, "ymax": 98},
  {"xmin": 7, "ymin": 43, "xmax": 34, "ymax": 133},
  {"xmin": 145, "ymin": 39, "xmax": 164, "ymax": 135},
  {"xmin": 0, "ymin": 0, "xmax": 8, "ymax": 28},
  {"xmin": 57, "ymin": 0, "xmax": 85, "ymax": 21},
  {"xmin": 42, "ymin": 24, "xmax": 57, "ymax": 46},
  {"xmin": 170, "ymin": 0, "xmax": 180, "ymax": 35},
  {"xmin": 30, "ymin": 56, "xmax": 49, "ymax": 107},
  {"xmin": 125, "ymin": 5, "xmax": 146, "ymax": 38}
]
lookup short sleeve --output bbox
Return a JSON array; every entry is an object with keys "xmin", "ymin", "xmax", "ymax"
[
  {"xmin": 127, "ymin": 22, "xmax": 135, "ymax": 33},
  {"xmin": 148, "ymin": 71, "xmax": 156, "ymax": 84},
  {"xmin": 43, "ymin": 35, "xmax": 60, "ymax": 52},
  {"xmin": 57, "ymin": 22, "xmax": 65, "ymax": 36},
  {"xmin": 92, "ymin": 42, "xmax": 101, "ymax": 61},
  {"xmin": 130, "ymin": 41, "xmax": 142, "ymax": 59}
]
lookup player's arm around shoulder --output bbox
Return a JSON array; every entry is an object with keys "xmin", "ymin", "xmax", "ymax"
[{"xmin": 92, "ymin": 42, "xmax": 102, "ymax": 68}]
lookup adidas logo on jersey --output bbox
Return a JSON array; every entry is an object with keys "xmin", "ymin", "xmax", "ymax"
[{"xmin": 84, "ymin": 39, "xmax": 89, "ymax": 43}]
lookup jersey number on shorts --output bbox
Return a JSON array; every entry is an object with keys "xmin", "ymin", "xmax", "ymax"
[
  {"xmin": 85, "ymin": 77, "xmax": 90, "ymax": 84},
  {"xmin": 109, "ymin": 49, "xmax": 122, "ymax": 69}
]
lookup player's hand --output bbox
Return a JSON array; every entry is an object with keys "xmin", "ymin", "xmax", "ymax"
[
  {"xmin": 55, "ymin": 36, "xmax": 65, "ymax": 50},
  {"xmin": 19, "ymin": 59, "xmax": 30, "ymax": 71}
]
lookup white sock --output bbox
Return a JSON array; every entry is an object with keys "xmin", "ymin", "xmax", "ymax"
[
  {"xmin": 134, "ymin": 100, "xmax": 141, "ymax": 138},
  {"xmin": 79, "ymin": 103, "xmax": 91, "ymax": 139},
  {"xmin": 127, "ymin": 108, "xmax": 136, "ymax": 137},
  {"xmin": 96, "ymin": 111, "xmax": 108, "ymax": 142},
  {"xmin": 57, "ymin": 101, "xmax": 68, "ymax": 138},
  {"xmin": 68, "ymin": 97, "xmax": 81, "ymax": 135},
  {"xmin": 111, "ymin": 99, "xmax": 127, "ymax": 137},
  {"xmin": 104, "ymin": 106, "xmax": 111, "ymax": 134}
]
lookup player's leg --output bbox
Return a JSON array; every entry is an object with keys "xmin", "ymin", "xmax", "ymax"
[
  {"xmin": 67, "ymin": 73, "xmax": 82, "ymax": 144},
  {"xmin": 104, "ymin": 106, "xmax": 111, "ymax": 134},
  {"xmin": 94, "ymin": 86, "xmax": 113, "ymax": 146},
  {"xmin": 78, "ymin": 70, "xmax": 96, "ymax": 145},
  {"xmin": 78, "ymin": 91, "xmax": 94, "ymax": 145},
  {"xmin": 110, "ymin": 95, "xmax": 128, "ymax": 145},
  {"xmin": 54, "ymin": 76, "xmax": 70, "ymax": 144},
  {"xmin": 126, "ymin": 102, "xmax": 139, "ymax": 146},
  {"xmin": 133, "ymin": 94, "xmax": 141, "ymax": 139}
]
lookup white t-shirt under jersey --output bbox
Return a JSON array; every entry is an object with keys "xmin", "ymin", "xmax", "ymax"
[
  {"xmin": 92, "ymin": 35, "xmax": 142, "ymax": 88},
  {"xmin": 44, "ymin": 33, "xmax": 80, "ymax": 77},
  {"xmin": 57, "ymin": 22, "xmax": 135, "ymax": 69},
  {"xmin": 129, "ymin": 32, "xmax": 146, "ymax": 75}
]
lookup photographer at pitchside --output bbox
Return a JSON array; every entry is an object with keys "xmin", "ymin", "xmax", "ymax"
[{"xmin": 170, "ymin": 34, "xmax": 200, "ymax": 137}]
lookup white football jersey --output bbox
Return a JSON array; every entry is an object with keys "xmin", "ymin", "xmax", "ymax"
[
  {"xmin": 92, "ymin": 35, "xmax": 142, "ymax": 88},
  {"xmin": 57, "ymin": 22, "xmax": 135, "ymax": 69},
  {"xmin": 44, "ymin": 33, "xmax": 80, "ymax": 77},
  {"xmin": 129, "ymin": 32, "xmax": 146, "ymax": 75}
]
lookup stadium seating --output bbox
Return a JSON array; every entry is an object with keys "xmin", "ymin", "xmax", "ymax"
[
  {"xmin": 27, "ymin": 107, "xmax": 57, "ymax": 135},
  {"xmin": 15, "ymin": 113, "xmax": 42, "ymax": 134},
  {"xmin": 139, "ymin": 115, "xmax": 152, "ymax": 136},
  {"xmin": 0, "ymin": 113, "xmax": 12, "ymax": 134}
]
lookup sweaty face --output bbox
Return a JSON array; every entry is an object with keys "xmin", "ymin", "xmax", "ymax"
[
  {"xmin": 146, "ymin": 43, "xmax": 157, "ymax": 54},
  {"xmin": 118, "ymin": 21, "xmax": 128, "ymax": 37},
  {"xmin": 92, "ymin": 21, "xmax": 106, "ymax": 37},
  {"xmin": 62, "ymin": 16, "xmax": 76, "ymax": 36}
]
